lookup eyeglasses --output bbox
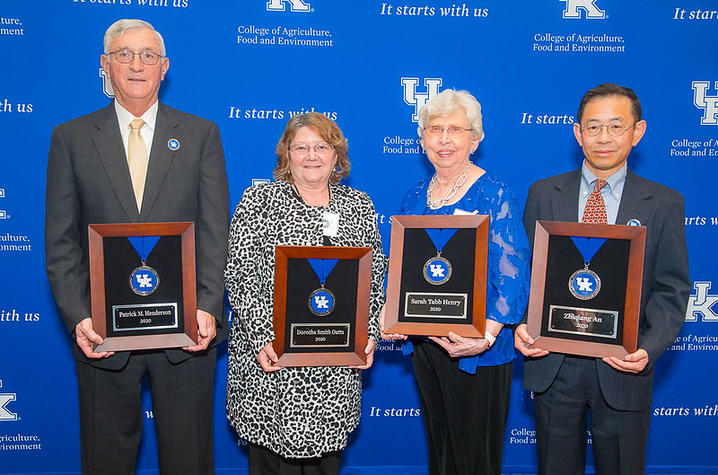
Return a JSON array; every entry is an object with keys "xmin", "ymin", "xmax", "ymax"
[
  {"xmin": 424, "ymin": 125, "xmax": 473, "ymax": 138},
  {"xmin": 289, "ymin": 143, "xmax": 335, "ymax": 154},
  {"xmin": 107, "ymin": 49, "xmax": 164, "ymax": 65},
  {"xmin": 581, "ymin": 121, "xmax": 635, "ymax": 137}
]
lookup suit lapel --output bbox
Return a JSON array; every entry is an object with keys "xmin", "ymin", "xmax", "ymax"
[
  {"xmin": 552, "ymin": 170, "xmax": 581, "ymax": 222},
  {"xmin": 141, "ymin": 103, "xmax": 179, "ymax": 221},
  {"xmin": 616, "ymin": 169, "xmax": 653, "ymax": 226},
  {"xmin": 92, "ymin": 103, "xmax": 140, "ymax": 221}
]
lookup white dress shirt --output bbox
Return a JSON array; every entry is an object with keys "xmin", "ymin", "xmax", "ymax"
[{"xmin": 114, "ymin": 100, "xmax": 158, "ymax": 160}]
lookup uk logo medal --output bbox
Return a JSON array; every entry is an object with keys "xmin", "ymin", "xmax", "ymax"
[
  {"xmin": 307, "ymin": 258, "xmax": 339, "ymax": 317},
  {"xmin": 568, "ymin": 236, "xmax": 607, "ymax": 301},
  {"xmin": 309, "ymin": 288, "xmax": 336, "ymax": 317},
  {"xmin": 128, "ymin": 236, "xmax": 161, "ymax": 296},
  {"xmin": 569, "ymin": 266, "xmax": 601, "ymax": 300},
  {"xmin": 423, "ymin": 228, "xmax": 457, "ymax": 286},
  {"xmin": 423, "ymin": 256, "xmax": 452, "ymax": 286},
  {"xmin": 130, "ymin": 265, "xmax": 160, "ymax": 296}
]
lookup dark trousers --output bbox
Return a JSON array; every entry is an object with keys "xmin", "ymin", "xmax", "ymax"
[
  {"xmin": 412, "ymin": 340, "xmax": 513, "ymax": 475},
  {"xmin": 534, "ymin": 356, "xmax": 650, "ymax": 475},
  {"xmin": 76, "ymin": 348, "xmax": 217, "ymax": 475},
  {"xmin": 248, "ymin": 443, "xmax": 341, "ymax": 475}
]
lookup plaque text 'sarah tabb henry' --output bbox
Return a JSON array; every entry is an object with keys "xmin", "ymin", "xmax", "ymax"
[{"xmin": 384, "ymin": 215, "xmax": 489, "ymax": 338}]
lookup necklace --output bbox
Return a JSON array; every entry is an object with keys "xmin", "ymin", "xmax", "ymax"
[
  {"xmin": 292, "ymin": 183, "xmax": 331, "ymax": 207},
  {"xmin": 426, "ymin": 161, "xmax": 471, "ymax": 210}
]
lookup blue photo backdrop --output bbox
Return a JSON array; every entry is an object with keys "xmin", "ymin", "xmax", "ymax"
[{"xmin": 1, "ymin": 1, "xmax": 717, "ymax": 473}]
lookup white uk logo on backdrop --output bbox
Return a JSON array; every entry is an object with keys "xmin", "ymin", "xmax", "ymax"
[
  {"xmin": 266, "ymin": 0, "xmax": 310, "ymax": 12},
  {"xmin": 99, "ymin": 68, "xmax": 115, "ymax": 98},
  {"xmin": 0, "ymin": 380, "xmax": 18, "ymax": 422},
  {"xmin": 560, "ymin": 0, "xmax": 605, "ymax": 19},
  {"xmin": 0, "ymin": 186, "xmax": 5, "ymax": 219},
  {"xmin": 685, "ymin": 281, "xmax": 718, "ymax": 322},
  {"xmin": 402, "ymin": 77, "xmax": 443, "ymax": 123},
  {"xmin": 692, "ymin": 81, "xmax": 718, "ymax": 125}
]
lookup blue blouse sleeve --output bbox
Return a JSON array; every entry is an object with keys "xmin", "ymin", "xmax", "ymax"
[
  {"xmin": 399, "ymin": 180, "xmax": 429, "ymax": 215},
  {"xmin": 484, "ymin": 181, "xmax": 531, "ymax": 325}
]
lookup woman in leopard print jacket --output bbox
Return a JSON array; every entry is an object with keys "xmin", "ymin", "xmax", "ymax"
[{"xmin": 225, "ymin": 113, "xmax": 387, "ymax": 474}]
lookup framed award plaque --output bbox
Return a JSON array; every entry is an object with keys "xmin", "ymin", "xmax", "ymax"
[
  {"xmin": 383, "ymin": 215, "xmax": 489, "ymax": 337},
  {"xmin": 88, "ymin": 222, "xmax": 198, "ymax": 352},
  {"xmin": 526, "ymin": 221, "xmax": 646, "ymax": 358},
  {"xmin": 272, "ymin": 245, "xmax": 372, "ymax": 367}
]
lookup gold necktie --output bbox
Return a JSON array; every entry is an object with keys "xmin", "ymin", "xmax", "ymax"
[{"xmin": 128, "ymin": 118, "xmax": 148, "ymax": 211}]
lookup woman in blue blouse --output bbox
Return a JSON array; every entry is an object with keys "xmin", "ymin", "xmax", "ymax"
[{"xmin": 381, "ymin": 89, "xmax": 530, "ymax": 475}]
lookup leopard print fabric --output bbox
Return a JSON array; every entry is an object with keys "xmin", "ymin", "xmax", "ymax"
[{"xmin": 225, "ymin": 180, "xmax": 387, "ymax": 458}]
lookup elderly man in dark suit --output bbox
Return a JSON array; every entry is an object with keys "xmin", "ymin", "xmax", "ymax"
[
  {"xmin": 515, "ymin": 83, "xmax": 690, "ymax": 475},
  {"xmin": 45, "ymin": 19, "xmax": 229, "ymax": 474}
]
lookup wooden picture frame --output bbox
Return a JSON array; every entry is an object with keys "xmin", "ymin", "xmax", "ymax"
[
  {"xmin": 384, "ymin": 215, "xmax": 489, "ymax": 337},
  {"xmin": 88, "ymin": 222, "xmax": 197, "ymax": 352},
  {"xmin": 526, "ymin": 220, "xmax": 646, "ymax": 358},
  {"xmin": 273, "ymin": 245, "xmax": 372, "ymax": 367}
]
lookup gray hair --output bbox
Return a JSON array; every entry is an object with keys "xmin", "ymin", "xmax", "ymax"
[
  {"xmin": 417, "ymin": 89, "xmax": 485, "ymax": 142},
  {"xmin": 103, "ymin": 19, "xmax": 166, "ymax": 56}
]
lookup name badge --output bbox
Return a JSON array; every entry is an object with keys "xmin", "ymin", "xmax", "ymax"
[
  {"xmin": 453, "ymin": 208, "xmax": 478, "ymax": 216},
  {"xmin": 322, "ymin": 212, "xmax": 339, "ymax": 237}
]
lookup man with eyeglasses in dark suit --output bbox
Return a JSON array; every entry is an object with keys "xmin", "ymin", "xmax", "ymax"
[
  {"xmin": 45, "ymin": 18, "xmax": 229, "ymax": 474},
  {"xmin": 515, "ymin": 83, "xmax": 690, "ymax": 475}
]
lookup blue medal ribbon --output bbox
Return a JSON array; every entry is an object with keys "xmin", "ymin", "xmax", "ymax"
[
  {"xmin": 128, "ymin": 236, "xmax": 161, "ymax": 263},
  {"xmin": 307, "ymin": 258, "xmax": 339, "ymax": 285},
  {"xmin": 425, "ymin": 228, "xmax": 458, "ymax": 254},
  {"xmin": 569, "ymin": 237, "xmax": 607, "ymax": 265}
]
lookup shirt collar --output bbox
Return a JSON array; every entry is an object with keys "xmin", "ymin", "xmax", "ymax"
[
  {"xmin": 114, "ymin": 100, "xmax": 159, "ymax": 132},
  {"xmin": 581, "ymin": 160, "xmax": 627, "ymax": 201}
]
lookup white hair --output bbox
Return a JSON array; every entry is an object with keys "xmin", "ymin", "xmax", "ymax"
[
  {"xmin": 103, "ymin": 19, "xmax": 166, "ymax": 56},
  {"xmin": 417, "ymin": 89, "xmax": 485, "ymax": 142}
]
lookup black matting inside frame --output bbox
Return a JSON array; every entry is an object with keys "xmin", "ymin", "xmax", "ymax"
[
  {"xmin": 541, "ymin": 235, "xmax": 630, "ymax": 345},
  {"xmin": 283, "ymin": 257, "xmax": 359, "ymax": 353},
  {"xmin": 103, "ymin": 236, "xmax": 184, "ymax": 337},
  {"xmin": 398, "ymin": 227, "xmax": 476, "ymax": 324}
]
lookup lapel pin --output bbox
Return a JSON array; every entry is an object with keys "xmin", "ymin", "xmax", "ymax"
[
  {"xmin": 627, "ymin": 219, "xmax": 641, "ymax": 226},
  {"xmin": 167, "ymin": 138, "xmax": 181, "ymax": 151}
]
